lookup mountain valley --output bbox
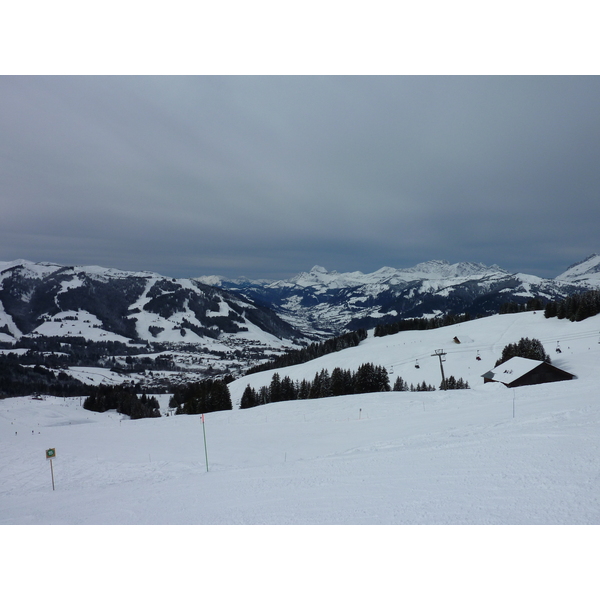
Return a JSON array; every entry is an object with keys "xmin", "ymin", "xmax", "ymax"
[{"xmin": 1, "ymin": 254, "xmax": 599, "ymax": 395}]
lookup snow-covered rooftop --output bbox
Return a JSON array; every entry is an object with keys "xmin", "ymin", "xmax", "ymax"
[{"xmin": 482, "ymin": 356, "xmax": 544, "ymax": 385}]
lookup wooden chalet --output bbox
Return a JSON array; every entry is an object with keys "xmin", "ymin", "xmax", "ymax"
[{"xmin": 481, "ymin": 356, "xmax": 575, "ymax": 388}]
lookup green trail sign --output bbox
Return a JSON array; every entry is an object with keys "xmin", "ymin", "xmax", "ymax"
[{"xmin": 46, "ymin": 448, "xmax": 56, "ymax": 490}]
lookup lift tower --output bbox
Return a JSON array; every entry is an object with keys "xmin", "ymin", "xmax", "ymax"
[{"xmin": 432, "ymin": 349, "xmax": 447, "ymax": 390}]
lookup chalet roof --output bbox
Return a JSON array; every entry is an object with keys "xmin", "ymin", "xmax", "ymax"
[{"xmin": 481, "ymin": 357, "xmax": 544, "ymax": 385}]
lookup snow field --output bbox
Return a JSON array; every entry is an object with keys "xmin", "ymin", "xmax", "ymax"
[
  {"xmin": 3, "ymin": 310, "xmax": 600, "ymax": 597},
  {"xmin": 228, "ymin": 311, "xmax": 600, "ymax": 403},
  {"xmin": 2, "ymin": 374, "xmax": 599, "ymax": 525}
]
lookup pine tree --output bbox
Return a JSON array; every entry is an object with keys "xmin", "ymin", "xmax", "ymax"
[
  {"xmin": 309, "ymin": 369, "xmax": 331, "ymax": 399},
  {"xmin": 240, "ymin": 385, "xmax": 258, "ymax": 409},
  {"xmin": 544, "ymin": 301, "xmax": 557, "ymax": 318},
  {"xmin": 297, "ymin": 379, "xmax": 311, "ymax": 400},
  {"xmin": 319, "ymin": 369, "xmax": 332, "ymax": 397},
  {"xmin": 330, "ymin": 367, "xmax": 348, "ymax": 397},
  {"xmin": 393, "ymin": 376, "xmax": 408, "ymax": 391},
  {"xmin": 354, "ymin": 363, "xmax": 375, "ymax": 394},
  {"xmin": 374, "ymin": 365, "xmax": 390, "ymax": 391},
  {"xmin": 280, "ymin": 376, "xmax": 296, "ymax": 402},
  {"xmin": 270, "ymin": 373, "xmax": 283, "ymax": 403},
  {"xmin": 258, "ymin": 386, "xmax": 270, "ymax": 405}
]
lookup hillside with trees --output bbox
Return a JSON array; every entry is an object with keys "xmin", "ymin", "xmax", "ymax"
[
  {"xmin": 495, "ymin": 337, "xmax": 551, "ymax": 367},
  {"xmin": 544, "ymin": 290, "xmax": 600, "ymax": 321},
  {"xmin": 83, "ymin": 385, "xmax": 161, "ymax": 419}
]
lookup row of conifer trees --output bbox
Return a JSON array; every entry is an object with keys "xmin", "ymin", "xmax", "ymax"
[
  {"xmin": 246, "ymin": 329, "xmax": 368, "ymax": 375},
  {"xmin": 239, "ymin": 364, "xmax": 468, "ymax": 409},
  {"xmin": 241, "ymin": 363, "xmax": 391, "ymax": 408},
  {"xmin": 374, "ymin": 313, "xmax": 473, "ymax": 338},
  {"xmin": 83, "ymin": 384, "xmax": 161, "ymax": 419},
  {"xmin": 83, "ymin": 379, "xmax": 233, "ymax": 419},
  {"xmin": 494, "ymin": 337, "xmax": 551, "ymax": 367},
  {"xmin": 169, "ymin": 379, "xmax": 232, "ymax": 414},
  {"xmin": 544, "ymin": 290, "xmax": 600, "ymax": 322}
]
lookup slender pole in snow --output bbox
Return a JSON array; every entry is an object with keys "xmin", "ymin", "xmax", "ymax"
[
  {"xmin": 46, "ymin": 448, "xmax": 56, "ymax": 490},
  {"xmin": 202, "ymin": 414, "xmax": 209, "ymax": 472},
  {"xmin": 512, "ymin": 390, "xmax": 515, "ymax": 419}
]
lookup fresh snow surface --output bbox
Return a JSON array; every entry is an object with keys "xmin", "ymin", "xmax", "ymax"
[
  {"xmin": 32, "ymin": 310, "xmax": 133, "ymax": 343},
  {"xmin": 2, "ymin": 311, "xmax": 600, "ymax": 528},
  {"xmin": 556, "ymin": 253, "xmax": 600, "ymax": 285},
  {"xmin": 4, "ymin": 312, "xmax": 599, "ymax": 598},
  {"xmin": 3, "ymin": 376, "xmax": 600, "ymax": 526}
]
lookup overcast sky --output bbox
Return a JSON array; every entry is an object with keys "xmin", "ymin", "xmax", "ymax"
[{"xmin": 1, "ymin": 75, "xmax": 599, "ymax": 280}]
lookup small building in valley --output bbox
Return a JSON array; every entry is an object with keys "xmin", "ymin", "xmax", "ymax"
[{"xmin": 481, "ymin": 356, "xmax": 575, "ymax": 388}]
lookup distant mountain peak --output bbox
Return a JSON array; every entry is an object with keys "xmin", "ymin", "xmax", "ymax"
[
  {"xmin": 566, "ymin": 253, "xmax": 600, "ymax": 271},
  {"xmin": 556, "ymin": 254, "xmax": 600, "ymax": 285},
  {"xmin": 404, "ymin": 259, "xmax": 506, "ymax": 280},
  {"xmin": 310, "ymin": 265, "xmax": 329, "ymax": 274}
]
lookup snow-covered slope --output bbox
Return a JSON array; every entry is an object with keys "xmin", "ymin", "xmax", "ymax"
[
  {"xmin": 556, "ymin": 253, "xmax": 600, "ymax": 286},
  {"xmin": 228, "ymin": 311, "xmax": 600, "ymax": 405},
  {"xmin": 0, "ymin": 259, "xmax": 301, "ymax": 347},
  {"xmin": 2, "ymin": 311, "xmax": 599, "ymax": 526}
]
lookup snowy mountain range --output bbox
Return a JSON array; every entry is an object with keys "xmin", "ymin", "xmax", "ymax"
[
  {"xmin": 1, "ymin": 254, "xmax": 599, "ymax": 360},
  {"xmin": 199, "ymin": 255, "xmax": 600, "ymax": 337},
  {"xmin": 0, "ymin": 259, "xmax": 300, "ymax": 345},
  {"xmin": 0, "ymin": 260, "xmax": 304, "ymax": 381}
]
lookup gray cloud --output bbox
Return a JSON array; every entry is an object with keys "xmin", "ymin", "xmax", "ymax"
[{"xmin": 1, "ymin": 76, "xmax": 599, "ymax": 279}]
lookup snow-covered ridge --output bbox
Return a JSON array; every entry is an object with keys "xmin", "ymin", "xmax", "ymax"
[
  {"xmin": 3, "ymin": 256, "xmax": 598, "ymax": 344},
  {"xmin": 209, "ymin": 258, "xmax": 592, "ymax": 337},
  {"xmin": 197, "ymin": 260, "xmax": 510, "ymax": 293},
  {"xmin": 0, "ymin": 259, "xmax": 302, "ymax": 352},
  {"xmin": 0, "ymin": 259, "xmax": 162, "ymax": 281},
  {"xmin": 556, "ymin": 254, "xmax": 600, "ymax": 286},
  {"xmin": 195, "ymin": 274, "xmax": 271, "ymax": 287},
  {"xmin": 269, "ymin": 260, "xmax": 509, "ymax": 290},
  {"xmin": 399, "ymin": 259, "xmax": 508, "ymax": 280},
  {"xmin": 0, "ymin": 259, "xmax": 65, "ymax": 280}
]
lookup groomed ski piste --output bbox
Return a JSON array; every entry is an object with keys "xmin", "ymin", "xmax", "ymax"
[
  {"xmin": 3, "ymin": 310, "xmax": 600, "ymax": 598},
  {"xmin": 2, "ymin": 310, "xmax": 600, "ymax": 526}
]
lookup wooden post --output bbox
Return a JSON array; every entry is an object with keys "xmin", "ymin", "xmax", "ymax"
[{"xmin": 50, "ymin": 459, "xmax": 55, "ymax": 491}]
